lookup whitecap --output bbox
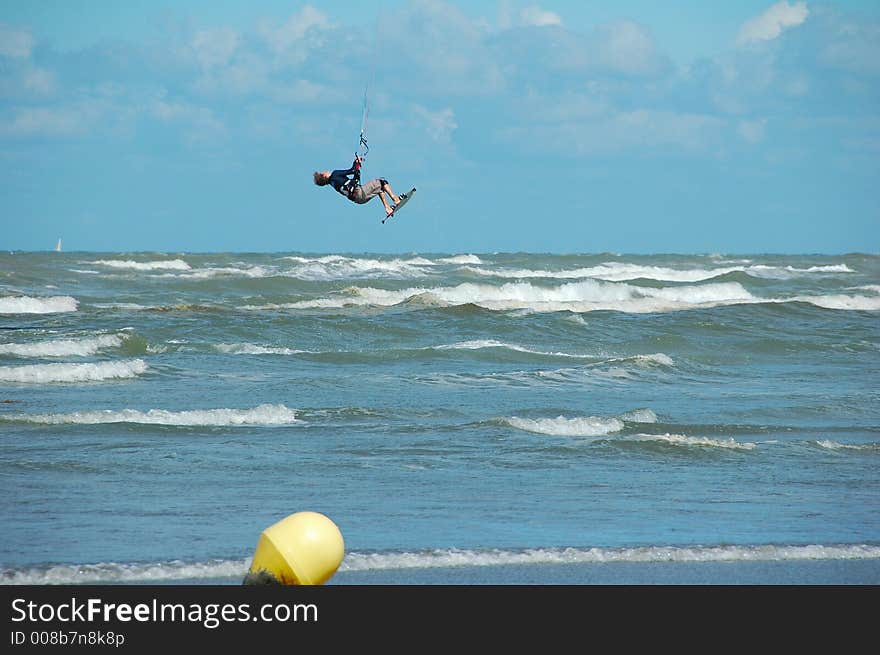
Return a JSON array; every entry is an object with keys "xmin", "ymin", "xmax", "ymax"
[
  {"xmin": 816, "ymin": 440, "xmax": 879, "ymax": 451},
  {"xmin": 286, "ymin": 279, "xmax": 757, "ymax": 314},
  {"xmin": 0, "ymin": 334, "xmax": 123, "ymax": 357},
  {"xmin": 433, "ymin": 340, "xmax": 594, "ymax": 359},
  {"xmin": 790, "ymin": 294, "xmax": 880, "ymax": 311},
  {"xmin": 0, "ymin": 359, "xmax": 148, "ymax": 383},
  {"xmin": 340, "ymin": 543, "xmax": 880, "ymax": 571},
  {"xmin": 4, "ymin": 544, "xmax": 879, "ymax": 584},
  {"xmin": 504, "ymin": 415, "xmax": 626, "ymax": 437},
  {"xmin": 282, "ymin": 255, "xmax": 435, "ymax": 280},
  {"xmin": 619, "ymin": 408, "xmax": 659, "ymax": 423},
  {"xmin": 0, "ymin": 295, "xmax": 78, "ymax": 314},
  {"xmin": 439, "ymin": 254, "xmax": 483, "ymax": 264},
  {"xmin": 626, "ymin": 433, "xmax": 756, "ymax": 450},
  {"xmin": 215, "ymin": 343, "xmax": 308, "ymax": 355},
  {"xmin": 4, "ymin": 403, "xmax": 299, "ymax": 426},
  {"xmin": 89, "ymin": 259, "xmax": 191, "ymax": 271}
]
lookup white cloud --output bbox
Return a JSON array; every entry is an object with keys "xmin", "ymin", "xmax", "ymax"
[
  {"xmin": 259, "ymin": 5, "xmax": 330, "ymax": 54},
  {"xmin": 192, "ymin": 49, "xmax": 272, "ymax": 97},
  {"xmin": 737, "ymin": 1, "xmax": 809, "ymax": 46},
  {"xmin": 379, "ymin": 0, "xmax": 504, "ymax": 96},
  {"xmin": 596, "ymin": 21, "xmax": 662, "ymax": 76},
  {"xmin": 0, "ymin": 23, "xmax": 34, "ymax": 58},
  {"xmin": 818, "ymin": 17, "xmax": 880, "ymax": 76},
  {"xmin": 270, "ymin": 79, "xmax": 337, "ymax": 104},
  {"xmin": 413, "ymin": 105, "xmax": 457, "ymax": 143},
  {"xmin": 2, "ymin": 107, "xmax": 82, "ymax": 136},
  {"xmin": 497, "ymin": 107, "xmax": 726, "ymax": 156},
  {"xmin": 520, "ymin": 6, "xmax": 562, "ymax": 28},
  {"xmin": 613, "ymin": 109, "xmax": 725, "ymax": 151},
  {"xmin": 23, "ymin": 68, "xmax": 55, "ymax": 95},
  {"xmin": 738, "ymin": 118, "xmax": 767, "ymax": 143},
  {"xmin": 192, "ymin": 28, "xmax": 239, "ymax": 69},
  {"xmin": 150, "ymin": 97, "xmax": 225, "ymax": 143},
  {"xmin": 0, "ymin": 98, "xmax": 112, "ymax": 137}
]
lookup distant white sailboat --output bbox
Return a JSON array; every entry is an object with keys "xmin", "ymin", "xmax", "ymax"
[{"xmin": 55, "ymin": 238, "xmax": 62, "ymax": 252}]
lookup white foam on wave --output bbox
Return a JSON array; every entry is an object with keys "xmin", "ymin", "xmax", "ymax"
[
  {"xmin": 0, "ymin": 295, "xmax": 78, "ymax": 314},
  {"xmin": 613, "ymin": 353, "xmax": 675, "ymax": 367},
  {"xmin": 790, "ymin": 294, "xmax": 880, "ymax": 311},
  {"xmin": 420, "ymin": 353, "xmax": 672, "ymax": 389},
  {"xmin": 162, "ymin": 265, "xmax": 274, "ymax": 279},
  {"xmin": 619, "ymin": 408, "xmax": 659, "ymax": 423},
  {"xmin": 0, "ymin": 334, "xmax": 123, "ymax": 357},
  {"xmin": 282, "ymin": 255, "xmax": 435, "ymax": 280},
  {"xmin": 433, "ymin": 340, "xmax": 594, "ymax": 359},
  {"xmin": 464, "ymin": 261, "xmax": 854, "ymax": 282},
  {"xmin": 503, "ymin": 413, "xmax": 753, "ymax": 448},
  {"xmin": 440, "ymin": 254, "xmax": 483, "ymax": 264},
  {"xmin": 4, "ymin": 403, "xmax": 299, "ymax": 426},
  {"xmin": 466, "ymin": 263, "xmax": 744, "ymax": 282},
  {"xmin": 6, "ymin": 543, "xmax": 878, "ymax": 584},
  {"xmin": 505, "ymin": 407, "xmax": 660, "ymax": 437},
  {"xmin": 626, "ymin": 433, "xmax": 757, "ymax": 450},
  {"xmin": 340, "ymin": 543, "xmax": 880, "ymax": 571},
  {"xmin": 89, "ymin": 258, "xmax": 191, "ymax": 271},
  {"xmin": 91, "ymin": 302, "xmax": 150, "ymax": 310},
  {"xmin": 505, "ymin": 415, "xmax": 626, "ymax": 437},
  {"xmin": 215, "ymin": 343, "xmax": 308, "ymax": 355},
  {"xmin": 1, "ymin": 559, "xmax": 251, "ymax": 585},
  {"xmin": 286, "ymin": 279, "xmax": 757, "ymax": 314},
  {"xmin": 816, "ymin": 440, "xmax": 879, "ymax": 451},
  {"xmin": 0, "ymin": 359, "xmax": 147, "ymax": 383},
  {"xmin": 791, "ymin": 264, "xmax": 853, "ymax": 273}
]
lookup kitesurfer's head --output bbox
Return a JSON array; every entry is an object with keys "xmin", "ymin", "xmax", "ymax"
[{"xmin": 313, "ymin": 171, "xmax": 331, "ymax": 186}]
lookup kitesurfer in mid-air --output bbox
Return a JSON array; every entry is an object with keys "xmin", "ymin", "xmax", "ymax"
[{"xmin": 313, "ymin": 155, "xmax": 405, "ymax": 218}]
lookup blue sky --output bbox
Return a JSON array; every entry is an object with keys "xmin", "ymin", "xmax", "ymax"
[{"xmin": 1, "ymin": 1, "xmax": 878, "ymax": 254}]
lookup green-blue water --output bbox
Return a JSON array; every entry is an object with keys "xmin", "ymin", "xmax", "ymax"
[{"xmin": 1, "ymin": 251, "xmax": 878, "ymax": 584}]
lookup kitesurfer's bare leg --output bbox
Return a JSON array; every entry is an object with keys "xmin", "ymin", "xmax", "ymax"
[
  {"xmin": 380, "ymin": 181, "xmax": 400, "ymax": 205},
  {"xmin": 379, "ymin": 191, "xmax": 394, "ymax": 216}
]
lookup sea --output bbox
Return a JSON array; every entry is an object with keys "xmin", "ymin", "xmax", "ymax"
[{"xmin": 1, "ymin": 251, "xmax": 878, "ymax": 585}]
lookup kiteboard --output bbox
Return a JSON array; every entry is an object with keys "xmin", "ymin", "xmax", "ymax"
[{"xmin": 382, "ymin": 188, "xmax": 416, "ymax": 224}]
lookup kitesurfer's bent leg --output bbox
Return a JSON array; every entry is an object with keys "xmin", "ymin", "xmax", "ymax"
[
  {"xmin": 378, "ymin": 192, "xmax": 394, "ymax": 217},
  {"xmin": 357, "ymin": 178, "xmax": 400, "ymax": 216},
  {"xmin": 379, "ymin": 180, "xmax": 400, "ymax": 205}
]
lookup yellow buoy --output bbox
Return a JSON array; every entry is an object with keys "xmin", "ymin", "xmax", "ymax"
[{"xmin": 243, "ymin": 511, "xmax": 345, "ymax": 585}]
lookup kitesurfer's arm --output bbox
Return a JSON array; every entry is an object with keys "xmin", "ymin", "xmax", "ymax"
[{"xmin": 327, "ymin": 163, "xmax": 358, "ymax": 192}]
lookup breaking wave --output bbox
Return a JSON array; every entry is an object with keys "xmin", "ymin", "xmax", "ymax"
[
  {"xmin": 789, "ymin": 294, "xmax": 880, "ymax": 311},
  {"xmin": 281, "ymin": 255, "xmax": 436, "ymax": 280},
  {"xmin": 433, "ymin": 340, "xmax": 595, "ymax": 359},
  {"xmin": 0, "ymin": 359, "xmax": 148, "ymax": 383},
  {"xmin": 0, "ymin": 295, "xmax": 78, "ymax": 314},
  {"xmin": 89, "ymin": 258, "xmax": 191, "ymax": 271},
  {"xmin": 2, "ymin": 403, "xmax": 299, "ymax": 426},
  {"xmin": 341, "ymin": 543, "xmax": 880, "ymax": 571},
  {"xmin": 622, "ymin": 433, "xmax": 757, "ymax": 450},
  {"xmin": 6, "ymin": 544, "xmax": 878, "ymax": 584},
  {"xmin": 215, "ymin": 343, "xmax": 307, "ymax": 355},
  {"xmin": 503, "ymin": 409, "xmax": 658, "ymax": 437},
  {"xmin": 503, "ymin": 415, "xmax": 754, "ymax": 449},
  {"xmin": 283, "ymin": 280, "xmax": 757, "ymax": 313},
  {"xmin": 816, "ymin": 440, "xmax": 879, "ymax": 451},
  {"xmin": 462, "ymin": 262, "xmax": 855, "ymax": 282},
  {"xmin": 0, "ymin": 334, "xmax": 124, "ymax": 357},
  {"xmin": 439, "ymin": 254, "xmax": 483, "ymax": 264},
  {"xmin": 505, "ymin": 415, "xmax": 626, "ymax": 437}
]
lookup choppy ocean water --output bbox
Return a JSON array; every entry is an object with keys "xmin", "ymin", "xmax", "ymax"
[{"xmin": 1, "ymin": 251, "xmax": 878, "ymax": 584}]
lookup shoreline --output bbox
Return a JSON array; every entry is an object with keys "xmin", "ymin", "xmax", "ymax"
[{"xmin": 170, "ymin": 558, "xmax": 880, "ymax": 586}]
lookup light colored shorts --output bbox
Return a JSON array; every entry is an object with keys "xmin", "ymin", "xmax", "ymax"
[{"xmin": 350, "ymin": 178, "xmax": 388, "ymax": 204}]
